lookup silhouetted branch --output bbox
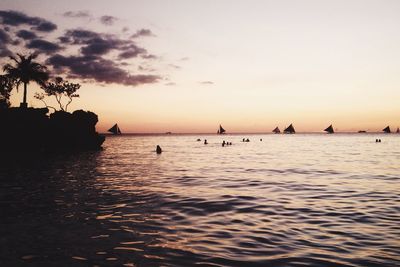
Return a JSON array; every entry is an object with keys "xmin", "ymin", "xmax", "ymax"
[
  {"xmin": 65, "ymin": 95, "xmax": 73, "ymax": 111},
  {"xmin": 34, "ymin": 92, "xmax": 57, "ymax": 112},
  {"xmin": 39, "ymin": 77, "xmax": 80, "ymax": 112}
]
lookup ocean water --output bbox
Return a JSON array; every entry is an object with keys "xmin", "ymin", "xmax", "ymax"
[{"xmin": 1, "ymin": 134, "xmax": 400, "ymax": 266}]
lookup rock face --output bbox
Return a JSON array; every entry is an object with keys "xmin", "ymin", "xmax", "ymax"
[{"xmin": 0, "ymin": 107, "xmax": 105, "ymax": 157}]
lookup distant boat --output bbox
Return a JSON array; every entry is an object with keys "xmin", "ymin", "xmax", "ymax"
[
  {"xmin": 397, "ymin": 128, "xmax": 399, "ymax": 133},
  {"xmin": 272, "ymin": 127, "xmax": 281, "ymax": 134},
  {"xmin": 382, "ymin": 126, "xmax": 391, "ymax": 133},
  {"xmin": 324, "ymin": 124, "xmax": 334, "ymax": 134},
  {"xmin": 283, "ymin": 124, "xmax": 295, "ymax": 134},
  {"xmin": 165, "ymin": 132, "xmax": 172, "ymax": 134},
  {"xmin": 217, "ymin": 124, "xmax": 226, "ymax": 134},
  {"xmin": 358, "ymin": 130, "xmax": 367, "ymax": 133},
  {"xmin": 108, "ymin": 123, "xmax": 122, "ymax": 135}
]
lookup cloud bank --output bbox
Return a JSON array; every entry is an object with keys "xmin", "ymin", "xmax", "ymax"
[
  {"xmin": 63, "ymin": 10, "xmax": 91, "ymax": 19},
  {"xmin": 0, "ymin": 10, "xmax": 57, "ymax": 32},
  {"xmin": 100, "ymin": 15, "xmax": 117, "ymax": 26},
  {"xmin": 0, "ymin": 9, "xmax": 162, "ymax": 87}
]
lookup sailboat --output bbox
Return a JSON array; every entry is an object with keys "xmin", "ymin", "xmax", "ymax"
[
  {"xmin": 324, "ymin": 124, "xmax": 334, "ymax": 134},
  {"xmin": 283, "ymin": 124, "xmax": 295, "ymax": 134},
  {"xmin": 382, "ymin": 126, "xmax": 391, "ymax": 133},
  {"xmin": 108, "ymin": 123, "xmax": 122, "ymax": 135},
  {"xmin": 217, "ymin": 125, "xmax": 226, "ymax": 134},
  {"xmin": 272, "ymin": 127, "xmax": 281, "ymax": 134}
]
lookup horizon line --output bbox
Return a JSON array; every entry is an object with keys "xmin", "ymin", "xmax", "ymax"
[{"xmin": 101, "ymin": 131, "xmax": 396, "ymax": 135}]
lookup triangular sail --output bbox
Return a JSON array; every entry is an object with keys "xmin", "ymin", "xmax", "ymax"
[
  {"xmin": 272, "ymin": 127, "xmax": 280, "ymax": 134},
  {"xmin": 218, "ymin": 125, "xmax": 226, "ymax": 134},
  {"xmin": 283, "ymin": 124, "xmax": 295, "ymax": 134},
  {"xmin": 108, "ymin": 123, "xmax": 121, "ymax": 135},
  {"xmin": 324, "ymin": 124, "xmax": 334, "ymax": 134},
  {"xmin": 383, "ymin": 126, "xmax": 391, "ymax": 133}
]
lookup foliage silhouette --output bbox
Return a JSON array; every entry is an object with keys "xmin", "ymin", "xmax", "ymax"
[
  {"xmin": 0, "ymin": 75, "xmax": 15, "ymax": 109},
  {"xmin": 35, "ymin": 77, "xmax": 80, "ymax": 111},
  {"xmin": 3, "ymin": 53, "xmax": 49, "ymax": 108},
  {"xmin": 0, "ymin": 53, "xmax": 105, "ymax": 157}
]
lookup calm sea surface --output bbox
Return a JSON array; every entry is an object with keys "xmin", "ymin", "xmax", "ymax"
[{"xmin": 1, "ymin": 134, "xmax": 399, "ymax": 266}]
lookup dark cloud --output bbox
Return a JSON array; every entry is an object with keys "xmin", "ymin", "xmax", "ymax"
[
  {"xmin": 26, "ymin": 39, "xmax": 62, "ymax": 54},
  {"xmin": 58, "ymin": 36, "xmax": 70, "ymax": 43},
  {"xmin": 61, "ymin": 29, "xmax": 100, "ymax": 44},
  {"xmin": 0, "ymin": 28, "xmax": 11, "ymax": 43},
  {"xmin": 0, "ymin": 10, "xmax": 57, "ymax": 32},
  {"xmin": 0, "ymin": 28, "xmax": 12, "ymax": 56},
  {"xmin": 0, "ymin": 10, "xmax": 162, "ymax": 87},
  {"xmin": 63, "ymin": 11, "xmax": 91, "ymax": 18},
  {"xmin": 61, "ymin": 29, "xmax": 147, "ymax": 58},
  {"xmin": 199, "ymin": 81, "xmax": 214, "ymax": 85},
  {"xmin": 81, "ymin": 37, "xmax": 122, "ymax": 56},
  {"xmin": 100, "ymin": 15, "xmax": 117, "ymax": 26},
  {"xmin": 16, "ymin": 29, "xmax": 37, "ymax": 40},
  {"xmin": 47, "ymin": 54, "xmax": 160, "ymax": 86},
  {"xmin": 132, "ymin": 28, "xmax": 155, "ymax": 38},
  {"xmin": 0, "ymin": 46, "xmax": 12, "ymax": 57},
  {"xmin": 138, "ymin": 65, "xmax": 155, "ymax": 72},
  {"xmin": 33, "ymin": 21, "xmax": 57, "ymax": 32},
  {"xmin": 0, "ymin": 10, "xmax": 38, "ymax": 26},
  {"xmin": 11, "ymin": 39, "xmax": 21, "ymax": 46},
  {"xmin": 118, "ymin": 46, "xmax": 147, "ymax": 59},
  {"xmin": 141, "ymin": 54, "xmax": 157, "ymax": 60}
]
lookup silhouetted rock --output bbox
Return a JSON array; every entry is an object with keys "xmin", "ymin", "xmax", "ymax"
[{"xmin": 0, "ymin": 107, "xmax": 105, "ymax": 158}]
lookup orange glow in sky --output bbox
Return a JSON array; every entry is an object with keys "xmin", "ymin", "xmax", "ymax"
[{"xmin": 2, "ymin": 0, "xmax": 400, "ymax": 133}]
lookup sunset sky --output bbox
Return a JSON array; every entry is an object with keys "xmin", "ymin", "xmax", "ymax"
[{"xmin": 1, "ymin": 0, "xmax": 399, "ymax": 133}]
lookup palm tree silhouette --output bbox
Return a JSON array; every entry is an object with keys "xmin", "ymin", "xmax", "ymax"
[{"xmin": 3, "ymin": 53, "xmax": 49, "ymax": 108}]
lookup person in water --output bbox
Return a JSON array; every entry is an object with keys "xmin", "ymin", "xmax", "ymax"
[
  {"xmin": 156, "ymin": 145, "xmax": 162, "ymax": 154},
  {"xmin": 204, "ymin": 139, "xmax": 208, "ymax": 145},
  {"xmin": 222, "ymin": 140, "xmax": 226, "ymax": 147}
]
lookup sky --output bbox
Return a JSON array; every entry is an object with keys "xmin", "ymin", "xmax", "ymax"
[{"xmin": 0, "ymin": 0, "xmax": 399, "ymax": 133}]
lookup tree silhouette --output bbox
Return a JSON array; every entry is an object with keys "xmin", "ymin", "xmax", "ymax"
[
  {"xmin": 35, "ymin": 77, "xmax": 80, "ymax": 112},
  {"xmin": 3, "ymin": 53, "xmax": 49, "ymax": 108},
  {"xmin": 0, "ymin": 75, "xmax": 15, "ymax": 109}
]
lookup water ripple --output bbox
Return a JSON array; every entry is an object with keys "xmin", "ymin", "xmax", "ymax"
[{"xmin": 1, "ymin": 134, "xmax": 400, "ymax": 266}]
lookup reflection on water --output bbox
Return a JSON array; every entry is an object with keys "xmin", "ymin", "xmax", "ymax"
[{"xmin": 1, "ymin": 134, "xmax": 400, "ymax": 266}]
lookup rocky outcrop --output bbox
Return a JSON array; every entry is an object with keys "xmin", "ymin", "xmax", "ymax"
[{"xmin": 0, "ymin": 108, "xmax": 105, "ymax": 157}]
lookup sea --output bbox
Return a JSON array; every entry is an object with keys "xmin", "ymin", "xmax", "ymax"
[{"xmin": 0, "ymin": 134, "xmax": 399, "ymax": 266}]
